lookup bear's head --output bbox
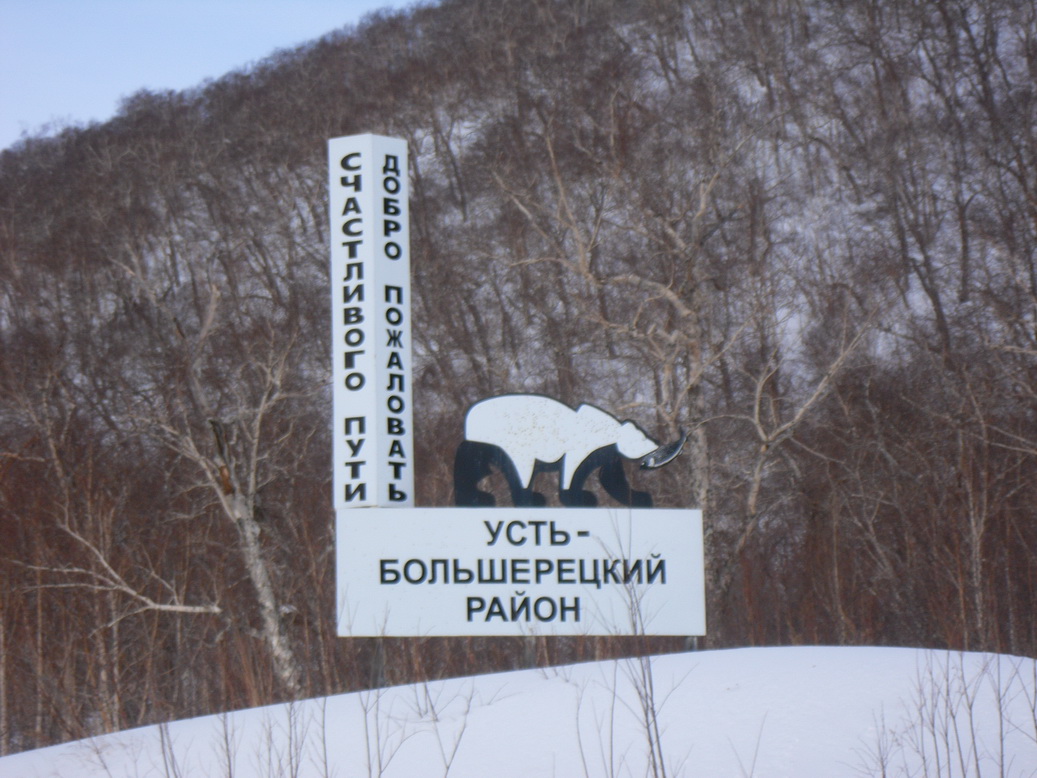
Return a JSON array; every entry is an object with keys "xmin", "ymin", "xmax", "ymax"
[{"xmin": 616, "ymin": 420, "xmax": 659, "ymax": 459}]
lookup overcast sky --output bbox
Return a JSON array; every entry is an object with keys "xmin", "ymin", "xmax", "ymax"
[{"xmin": 1, "ymin": 0, "xmax": 414, "ymax": 151}]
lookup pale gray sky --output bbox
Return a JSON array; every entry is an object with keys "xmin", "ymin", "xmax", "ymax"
[{"xmin": 1, "ymin": 0, "xmax": 413, "ymax": 150}]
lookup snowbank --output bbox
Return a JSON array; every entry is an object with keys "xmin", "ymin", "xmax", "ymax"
[{"xmin": 4, "ymin": 646, "xmax": 1035, "ymax": 777}]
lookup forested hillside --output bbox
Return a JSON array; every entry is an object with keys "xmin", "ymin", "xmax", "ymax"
[{"xmin": 2, "ymin": 0, "xmax": 1035, "ymax": 753}]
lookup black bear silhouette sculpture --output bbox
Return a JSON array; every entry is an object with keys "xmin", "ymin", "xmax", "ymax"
[{"xmin": 453, "ymin": 394, "xmax": 686, "ymax": 508}]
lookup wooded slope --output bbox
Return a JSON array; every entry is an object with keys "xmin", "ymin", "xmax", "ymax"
[{"xmin": 1, "ymin": 0, "xmax": 1035, "ymax": 752}]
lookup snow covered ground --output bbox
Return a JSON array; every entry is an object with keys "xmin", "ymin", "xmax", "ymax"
[{"xmin": 4, "ymin": 646, "xmax": 1037, "ymax": 777}]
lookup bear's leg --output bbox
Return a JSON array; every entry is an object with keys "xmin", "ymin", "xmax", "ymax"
[
  {"xmin": 560, "ymin": 450, "xmax": 603, "ymax": 507},
  {"xmin": 453, "ymin": 441, "xmax": 546, "ymax": 507},
  {"xmin": 453, "ymin": 440, "xmax": 499, "ymax": 506},
  {"xmin": 496, "ymin": 454, "xmax": 547, "ymax": 507},
  {"xmin": 511, "ymin": 486, "xmax": 547, "ymax": 507},
  {"xmin": 507, "ymin": 458, "xmax": 547, "ymax": 507},
  {"xmin": 599, "ymin": 454, "xmax": 653, "ymax": 508}
]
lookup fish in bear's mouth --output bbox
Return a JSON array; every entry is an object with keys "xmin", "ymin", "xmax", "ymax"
[{"xmin": 640, "ymin": 429, "xmax": 687, "ymax": 469}]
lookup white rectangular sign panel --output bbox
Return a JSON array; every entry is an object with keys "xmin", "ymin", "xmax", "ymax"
[
  {"xmin": 328, "ymin": 134, "xmax": 413, "ymax": 508},
  {"xmin": 336, "ymin": 508, "xmax": 705, "ymax": 637}
]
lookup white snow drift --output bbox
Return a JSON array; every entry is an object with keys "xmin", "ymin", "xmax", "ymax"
[{"xmin": 4, "ymin": 646, "xmax": 1036, "ymax": 777}]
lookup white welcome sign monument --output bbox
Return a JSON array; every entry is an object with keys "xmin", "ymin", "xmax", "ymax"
[{"xmin": 330, "ymin": 135, "xmax": 705, "ymax": 638}]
